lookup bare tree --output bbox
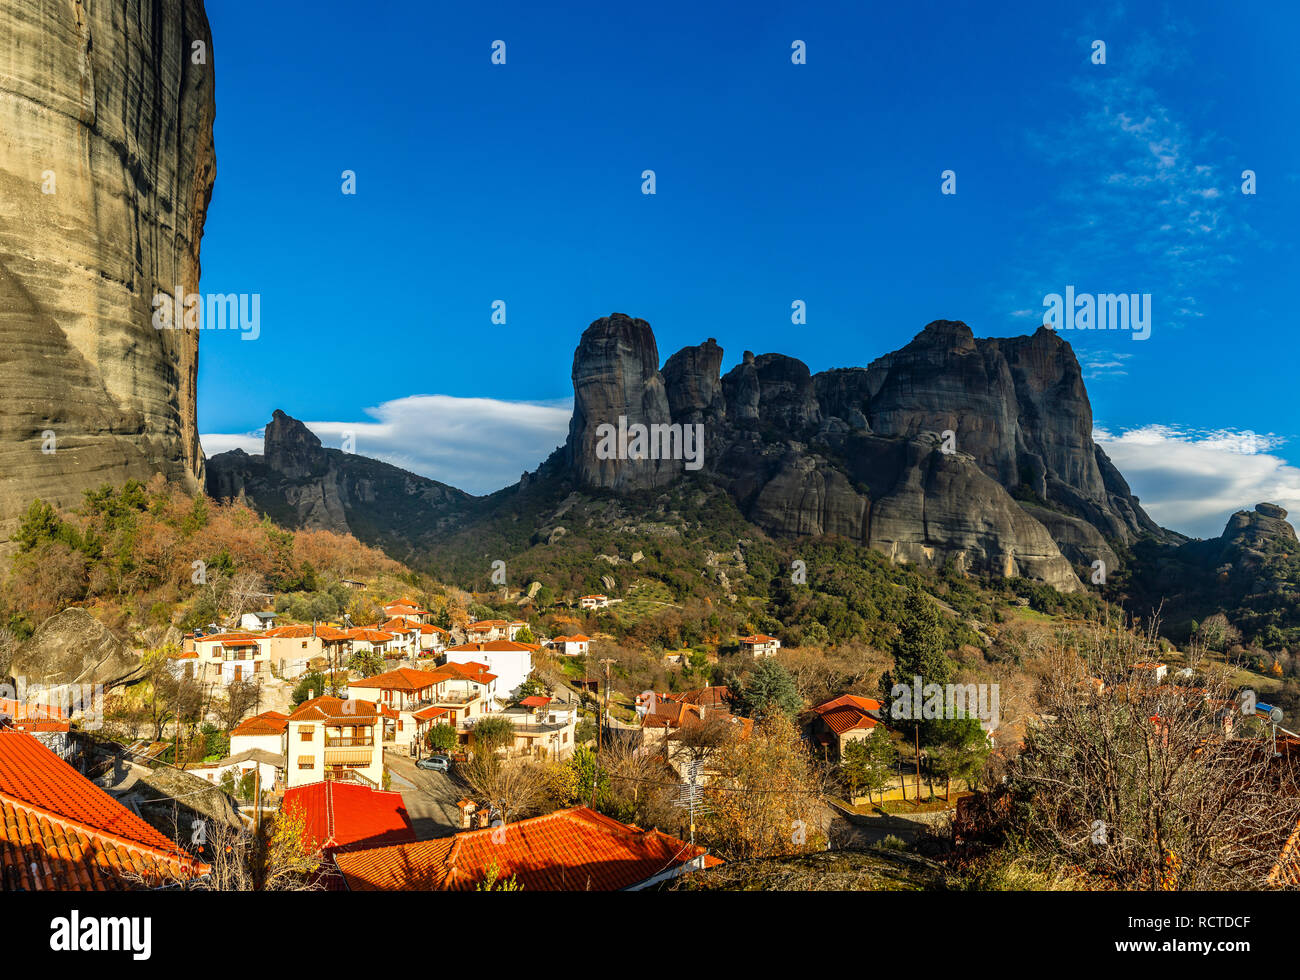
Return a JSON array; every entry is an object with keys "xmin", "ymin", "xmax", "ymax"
[
  {"xmin": 216, "ymin": 678, "xmax": 261, "ymax": 731},
  {"xmin": 1005, "ymin": 619, "xmax": 1300, "ymax": 889},
  {"xmin": 221, "ymin": 570, "xmax": 267, "ymax": 629},
  {"xmin": 460, "ymin": 754, "xmax": 550, "ymax": 824}
]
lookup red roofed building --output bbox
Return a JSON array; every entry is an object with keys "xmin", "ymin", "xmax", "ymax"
[
  {"xmin": 190, "ymin": 632, "xmax": 269, "ymax": 685},
  {"xmin": 807, "ymin": 694, "xmax": 884, "ymax": 761},
  {"xmin": 259, "ymin": 624, "xmax": 354, "ymax": 679},
  {"xmin": 281, "ymin": 780, "xmax": 415, "ymax": 859},
  {"xmin": 739, "ymin": 634, "xmax": 781, "ymax": 657},
  {"xmin": 548, "ymin": 634, "xmax": 590, "ymax": 656},
  {"xmin": 0, "ymin": 730, "xmax": 208, "ymax": 891},
  {"xmin": 333, "ymin": 806, "xmax": 720, "ymax": 891},
  {"xmin": 445, "ymin": 639, "xmax": 536, "ymax": 701},
  {"xmin": 0, "ymin": 696, "xmax": 72, "ymax": 758},
  {"xmin": 285, "ymin": 697, "xmax": 386, "ymax": 789},
  {"xmin": 230, "ymin": 710, "xmax": 289, "ymax": 757}
]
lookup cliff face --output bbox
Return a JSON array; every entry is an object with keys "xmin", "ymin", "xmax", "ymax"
[
  {"xmin": 563, "ymin": 314, "xmax": 1178, "ymax": 591},
  {"xmin": 0, "ymin": 0, "xmax": 214, "ymax": 532},
  {"xmin": 205, "ymin": 411, "xmax": 474, "ymax": 561}
]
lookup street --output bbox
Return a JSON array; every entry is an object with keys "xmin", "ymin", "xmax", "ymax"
[{"xmin": 384, "ymin": 750, "xmax": 465, "ymax": 840}]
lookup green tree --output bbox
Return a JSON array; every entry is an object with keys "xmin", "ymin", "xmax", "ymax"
[
  {"xmin": 472, "ymin": 716, "xmax": 516, "ymax": 755},
  {"xmin": 920, "ymin": 715, "xmax": 990, "ymax": 790},
  {"xmin": 881, "ymin": 589, "xmax": 952, "ymax": 707},
  {"xmin": 727, "ymin": 659, "xmax": 802, "ymax": 720},
  {"xmin": 841, "ymin": 731, "xmax": 896, "ymax": 802},
  {"xmin": 291, "ymin": 671, "xmax": 329, "ymax": 706},
  {"xmin": 425, "ymin": 723, "xmax": 458, "ymax": 753},
  {"xmin": 347, "ymin": 648, "xmax": 385, "ymax": 677}
]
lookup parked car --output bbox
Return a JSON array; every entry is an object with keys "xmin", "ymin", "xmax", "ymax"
[{"xmin": 416, "ymin": 755, "xmax": 451, "ymax": 772}]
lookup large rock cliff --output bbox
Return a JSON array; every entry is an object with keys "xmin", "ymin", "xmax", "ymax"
[
  {"xmin": 0, "ymin": 0, "xmax": 214, "ymax": 533},
  {"xmin": 562, "ymin": 314, "xmax": 1180, "ymax": 591},
  {"xmin": 205, "ymin": 410, "xmax": 474, "ymax": 561}
]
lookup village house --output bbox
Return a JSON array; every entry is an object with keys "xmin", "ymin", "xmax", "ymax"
[
  {"xmin": 238, "ymin": 610, "xmax": 278, "ymax": 632},
  {"xmin": 548, "ymin": 633, "xmax": 590, "ymax": 657},
  {"xmin": 285, "ymin": 696, "xmax": 388, "ymax": 790},
  {"xmin": 464, "ymin": 619, "xmax": 528, "ymax": 643},
  {"xmin": 1133, "ymin": 661, "xmax": 1169, "ymax": 684},
  {"xmin": 0, "ymin": 698, "xmax": 72, "ymax": 760},
  {"xmin": 347, "ymin": 664, "xmax": 500, "ymax": 752},
  {"xmin": 259, "ymin": 624, "xmax": 353, "ymax": 679},
  {"xmin": 230, "ymin": 710, "xmax": 289, "ymax": 756},
  {"xmin": 332, "ymin": 806, "xmax": 721, "ymax": 891},
  {"xmin": 189, "ymin": 632, "xmax": 270, "ymax": 684},
  {"xmin": 578, "ymin": 594, "xmax": 610, "ymax": 610},
  {"xmin": 0, "ymin": 729, "xmax": 208, "ymax": 890},
  {"xmin": 495, "ymin": 696, "xmax": 579, "ymax": 761},
  {"xmin": 445, "ymin": 639, "xmax": 537, "ymax": 702},
  {"xmin": 379, "ymin": 617, "xmax": 448, "ymax": 655},
  {"xmin": 739, "ymin": 634, "xmax": 782, "ymax": 657},
  {"xmin": 343, "ymin": 627, "xmax": 397, "ymax": 658},
  {"xmin": 806, "ymin": 694, "xmax": 884, "ymax": 763},
  {"xmin": 382, "ymin": 599, "xmax": 434, "ymax": 624}
]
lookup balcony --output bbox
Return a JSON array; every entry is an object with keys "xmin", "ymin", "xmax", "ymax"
[{"xmin": 325, "ymin": 736, "xmax": 374, "ymax": 747}]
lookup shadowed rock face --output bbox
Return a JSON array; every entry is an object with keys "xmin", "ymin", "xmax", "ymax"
[
  {"xmin": 0, "ymin": 0, "xmax": 215, "ymax": 534},
  {"xmin": 563, "ymin": 314, "xmax": 1178, "ymax": 590},
  {"xmin": 565, "ymin": 313, "xmax": 681, "ymax": 491}
]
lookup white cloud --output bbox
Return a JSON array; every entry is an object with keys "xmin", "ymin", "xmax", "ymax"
[
  {"xmin": 202, "ymin": 394, "xmax": 573, "ymax": 496},
  {"xmin": 1094, "ymin": 424, "xmax": 1300, "ymax": 539}
]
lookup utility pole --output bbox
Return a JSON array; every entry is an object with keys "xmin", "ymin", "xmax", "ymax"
[
  {"xmin": 597, "ymin": 658, "xmax": 615, "ymax": 753},
  {"xmin": 914, "ymin": 723, "xmax": 922, "ymax": 803}
]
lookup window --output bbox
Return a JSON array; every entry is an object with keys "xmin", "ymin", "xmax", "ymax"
[
  {"xmin": 298, "ymin": 757, "xmax": 314, "ymax": 769},
  {"xmin": 300, "ymin": 729, "xmax": 313, "ymax": 742}
]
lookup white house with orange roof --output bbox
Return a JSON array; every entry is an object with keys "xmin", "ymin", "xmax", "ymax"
[
  {"xmin": 259, "ymin": 624, "xmax": 353, "ymax": 679},
  {"xmin": 191, "ymin": 632, "xmax": 270, "ymax": 684},
  {"xmin": 739, "ymin": 634, "xmax": 781, "ymax": 657},
  {"xmin": 463, "ymin": 619, "xmax": 528, "ymax": 643},
  {"xmin": 382, "ymin": 599, "xmax": 434, "ymax": 624},
  {"xmin": 445, "ymin": 639, "xmax": 536, "ymax": 701},
  {"xmin": 578, "ymin": 594, "xmax": 610, "ymax": 610},
  {"xmin": 285, "ymin": 696, "xmax": 388, "ymax": 789},
  {"xmin": 343, "ymin": 627, "xmax": 397, "ymax": 657},
  {"xmin": 548, "ymin": 633, "xmax": 590, "ymax": 657}
]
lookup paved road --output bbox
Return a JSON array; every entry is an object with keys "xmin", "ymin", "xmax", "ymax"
[{"xmin": 384, "ymin": 751, "xmax": 464, "ymax": 840}]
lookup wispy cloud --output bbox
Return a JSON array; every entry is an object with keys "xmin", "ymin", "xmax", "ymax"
[
  {"xmin": 202, "ymin": 394, "xmax": 573, "ymax": 496},
  {"xmin": 1094, "ymin": 424, "xmax": 1300, "ymax": 538},
  {"xmin": 1004, "ymin": 17, "xmax": 1254, "ymax": 344}
]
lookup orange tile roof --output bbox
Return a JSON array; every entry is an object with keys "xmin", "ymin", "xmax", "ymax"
[
  {"xmin": 230, "ymin": 710, "xmax": 289, "ymax": 737},
  {"xmin": 194, "ymin": 633, "xmax": 260, "ymax": 646},
  {"xmin": 447, "ymin": 640, "xmax": 538, "ymax": 654},
  {"xmin": 0, "ymin": 731, "xmax": 207, "ymax": 890},
  {"xmin": 739, "ymin": 634, "xmax": 780, "ymax": 644},
  {"xmin": 282, "ymin": 781, "xmax": 415, "ymax": 857},
  {"xmin": 428, "ymin": 661, "xmax": 497, "ymax": 685},
  {"xmin": 551, "ymin": 634, "xmax": 591, "ymax": 643},
  {"xmin": 812, "ymin": 695, "xmax": 883, "ymax": 736},
  {"xmin": 334, "ymin": 807, "xmax": 721, "ymax": 891},
  {"xmin": 343, "ymin": 628, "xmax": 395, "ymax": 643},
  {"xmin": 661, "ymin": 686, "xmax": 731, "ymax": 709},
  {"xmin": 288, "ymin": 696, "xmax": 381, "ymax": 723},
  {"xmin": 0, "ymin": 697, "xmax": 68, "ymax": 722},
  {"xmin": 348, "ymin": 667, "xmax": 441, "ymax": 693},
  {"xmin": 519, "ymin": 696, "xmax": 552, "ymax": 708},
  {"xmin": 263, "ymin": 625, "xmax": 350, "ymax": 641},
  {"xmin": 412, "ymin": 706, "xmax": 449, "ymax": 722}
]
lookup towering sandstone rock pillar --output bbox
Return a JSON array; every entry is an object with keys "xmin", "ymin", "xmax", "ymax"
[{"xmin": 0, "ymin": 0, "xmax": 215, "ymax": 533}]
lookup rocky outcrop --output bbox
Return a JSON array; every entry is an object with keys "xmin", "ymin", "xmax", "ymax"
[
  {"xmin": 206, "ymin": 411, "xmax": 473, "ymax": 560},
  {"xmin": 565, "ymin": 313, "xmax": 681, "ymax": 490},
  {"xmin": 0, "ymin": 0, "xmax": 216, "ymax": 534},
  {"xmin": 662, "ymin": 338, "xmax": 725, "ymax": 424},
  {"xmin": 11, "ymin": 608, "xmax": 142, "ymax": 691},
  {"xmin": 556, "ymin": 313, "xmax": 1181, "ymax": 589}
]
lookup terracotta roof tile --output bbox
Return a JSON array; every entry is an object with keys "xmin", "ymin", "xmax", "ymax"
[{"xmin": 334, "ymin": 807, "xmax": 720, "ymax": 891}]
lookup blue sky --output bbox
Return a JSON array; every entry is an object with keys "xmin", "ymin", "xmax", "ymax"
[{"xmin": 198, "ymin": 0, "xmax": 1299, "ymax": 537}]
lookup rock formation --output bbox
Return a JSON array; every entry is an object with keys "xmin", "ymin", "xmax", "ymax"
[
  {"xmin": 0, "ymin": 0, "xmax": 215, "ymax": 534},
  {"xmin": 565, "ymin": 313, "xmax": 681, "ymax": 490},
  {"xmin": 562, "ymin": 314, "xmax": 1180, "ymax": 590},
  {"xmin": 205, "ymin": 410, "xmax": 473, "ymax": 560},
  {"xmin": 11, "ymin": 607, "xmax": 143, "ymax": 691}
]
